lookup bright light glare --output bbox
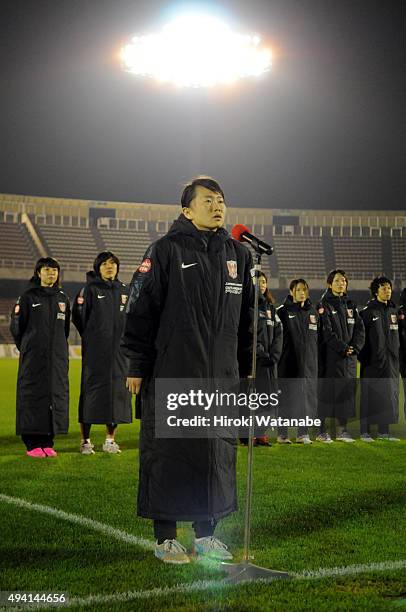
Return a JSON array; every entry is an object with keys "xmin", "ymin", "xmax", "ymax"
[{"xmin": 121, "ymin": 14, "xmax": 272, "ymax": 87}]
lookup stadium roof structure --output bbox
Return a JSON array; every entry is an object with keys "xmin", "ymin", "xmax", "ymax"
[{"xmin": 0, "ymin": 193, "xmax": 405, "ymax": 228}]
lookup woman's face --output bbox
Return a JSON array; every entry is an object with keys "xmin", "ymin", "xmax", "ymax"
[
  {"xmin": 290, "ymin": 282, "xmax": 308, "ymax": 304},
  {"xmin": 330, "ymin": 273, "xmax": 347, "ymax": 296},
  {"xmin": 99, "ymin": 258, "xmax": 118, "ymax": 281},
  {"xmin": 259, "ymin": 275, "xmax": 267, "ymax": 295}
]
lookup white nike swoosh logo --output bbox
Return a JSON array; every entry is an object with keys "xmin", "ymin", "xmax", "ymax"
[
  {"xmin": 288, "ymin": 314, "xmax": 296, "ymax": 319},
  {"xmin": 181, "ymin": 263, "xmax": 198, "ymax": 269},
  {"xmin": 32, "ymin": 303, "xmax": 41, "ymax": 308},
  {"xmin": 97, "ymin": 295, "xmax": 106, "ymax": 299},
  {"xmin": 372, "ymin": 316, "xmax": 379, "ymax": 321}
]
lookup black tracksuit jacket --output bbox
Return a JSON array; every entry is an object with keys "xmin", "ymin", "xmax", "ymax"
[
  {"xmin": 72, "ymin": 272, "xmax": 132, "ymax": 424},
  {"xmin": 10, "ymin": 279, "xmax": 70, "ymax": 435},
  {"xmin": 121, "ymin": 215, "xmax": 253, "ymax": 522}
]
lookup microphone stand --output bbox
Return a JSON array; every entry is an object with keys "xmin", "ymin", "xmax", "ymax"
[{"xmin": 222, "ymin": 250, "xmax": 291, "ymax": 583}]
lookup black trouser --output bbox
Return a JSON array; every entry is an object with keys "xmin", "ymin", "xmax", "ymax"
[
  {"xmin": 360, "ymin": 420, "xmax": 389, "ymax": 435},
  {"xmin": 278, "ymin": 426, "xmax": 308, "ymax": 438},
  {"xmin": 22, "ymin": 434, "xmax": 54, "ymax": 451},
  {"xmin": 319, "ymin": 417, "xmax": 347, "ymax": 434},
  {"xmin": 81, "ymin": 423, "xmax": 117, "ymax": 438},
  {"xmin": 154, "ymin": 519, "xmax": 217, "ymax": 543}
]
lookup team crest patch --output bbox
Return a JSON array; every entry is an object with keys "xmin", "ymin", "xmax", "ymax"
[
  {"xmin": 347, "ymin": 309, "xmax": 353, "ymax": 318},
  {"xmin": 138, "ymin": 258, "xmax": 152, "ymax": 274},
  {"xmin": 391, "ymin": 314, "xmax": 397, "ymax": 324},
  {"xmin": 58, "ymin": 302, "xmax": 66, "ymax": 313},
  {"xmin": 77, "ymin": 296, "xmax": 84, "ymax": 305},
  {"xmin": 121, "ymin": 294, "xmax": 128, "ymax": 304},
  {"xmin": 310, "ymin": 314, "xmax": 317, "ymax": 324},
  {"xmin": 227, "ymin": 260, "xmax": 238, "ymax": 279}
]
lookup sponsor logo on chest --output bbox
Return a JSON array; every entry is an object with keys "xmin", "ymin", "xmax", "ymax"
[{"xmin": 225, "ymin": 282, "xmax": 242, "ymax": 295}]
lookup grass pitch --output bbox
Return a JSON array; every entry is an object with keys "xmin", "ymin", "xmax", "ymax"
[{"xmin": 0, "ymin": 359, "xmax": 405, "ymax": 611}]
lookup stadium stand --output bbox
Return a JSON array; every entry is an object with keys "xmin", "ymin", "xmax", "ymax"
[
  {"xmin": 0, "ymin": 194, "xmax": 404, "ymax": 296},
  {"xmin": 0, "ymin": 221, "xmax": 40, "ymax": 269},
  {"xmin": 392, "ymin": 237, "xmax": 406, "ymax": 282},
  {"xmin": 35, "ymin": 224, "xmax": 99, "ymax": 272},
  {"xmin": 272, "ymin": 236, "xmax": 326, "ymax": 279},
  {"xmin": 332, "ymin": 237, "xmax": 383, "ymax": 280},
  {"xmin": 97, "ymin": 226, "xmax": 154, "ymax": 271}
]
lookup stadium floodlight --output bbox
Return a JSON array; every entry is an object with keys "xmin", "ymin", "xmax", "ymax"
[{"xmin": 121, "ymin": 14, "xmax": 272, "ymax": 87}]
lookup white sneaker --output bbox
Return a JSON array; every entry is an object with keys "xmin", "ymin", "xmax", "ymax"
[
  {"xmin": 360, "ymin": 434, "xmax": 374, "ymax": 443},
  {"xmin": 316, "ymin": 433, "xmax": 333, "ymax": 443},
  {"xmin": 102, "ymin": 439, "xmax": 121, "ymax": 454},
  {"xmin": 80, "ymin": 441, "xmax": 95, "ymax": 455},
  {"xmin": 154, "ymin": 539, "xmax": 190, "ymax": 564},
  {"xmin": 336, "ymin": 431, "xmax": 355, "ymax": 443},
  {"xmin": 296, "ymin": 435, "xmax": 312, "ymax": 444},
  {"xmin": 377, "ymin": 434, "xmax": 400, "ymax": 442},
  {"xmin": 194, "ymin": 536, "xmax": 233, "ymax": 560}
]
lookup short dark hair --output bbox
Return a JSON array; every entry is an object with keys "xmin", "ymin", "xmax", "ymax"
[
  {"xmin": 258, "ymin": 272, "xmax": 275, "ymax": 304},
  {"xmin": 34, "ymin": 257, "xmax": 60, "ymax": 285},
  {"xmin": 289, "ymin": 278, "xmax": 309, "ymax": 293},
  {"xmin": 93, "ymin": 251, "xmax": 120, "ymax": 277},
  {"xmin": 327, "ymin": 269, "xmax": 348, "ymax": 287},
  {"xmin": 370, "ymin": 276, "xmax": 392, "ymax": 297},
  {"xmin": 181, "ymin": 176, "xmax": 225, "ymax": 208}
]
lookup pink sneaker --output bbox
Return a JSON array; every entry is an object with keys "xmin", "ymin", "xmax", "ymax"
[
  {"xmin": 43, "ymin": 447, "xmax": 58, "ymax": 457},
  {"xmin": 26, "ymin": 447, "xmax": 46, "ymax": 458}
]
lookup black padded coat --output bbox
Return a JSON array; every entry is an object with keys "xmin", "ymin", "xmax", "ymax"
[
  {"xmin": 317, "ymin": 289, "xmax": 365, "ymax": 418},
  {"xmin": 121, "ymin": 215, "xmax": 253, "ymax": 522},
  {"xmin": 254, "ymin": 295, "xmax": 283, "ymax": 388},
  {"xmin": 276, "ymin": 295, "xmax": 324, "ymax": 419},
  {"xmin": 10, "ymin": 279, "xmax": 70, "ymax": 435},
  {"xmin": 358, "ymin": 299, "xmax": 400, "ymax": 425},
  {"xmin": 72, "ymin": 272, "xmax": 132, "ymax": 424}
]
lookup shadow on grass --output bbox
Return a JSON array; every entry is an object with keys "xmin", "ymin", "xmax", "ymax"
[
  {"xmin": 249, "ymin": 485, "xmax": 406, "ymax": 540},
  {"xmin": 0, "ymin": 545, "xmax": 225, "ymax": 585}
]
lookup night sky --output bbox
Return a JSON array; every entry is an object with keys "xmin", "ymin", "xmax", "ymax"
[{"xmin": 1, "ymin": 0, "xmax": 405, "ymax": 210}]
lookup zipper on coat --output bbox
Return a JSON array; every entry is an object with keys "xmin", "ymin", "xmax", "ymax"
[{"xmin": 48, "ymin": 294, "xmax": 54, "ymax": 434}]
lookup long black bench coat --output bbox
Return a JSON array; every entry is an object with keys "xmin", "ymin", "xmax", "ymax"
[
  {"xmin": 10, "ymin": 279, "xmax": 70, "ymax": 435},
  {"xmin": 122, "ymin": 215, "xmax": 253, "ymax": 522}
]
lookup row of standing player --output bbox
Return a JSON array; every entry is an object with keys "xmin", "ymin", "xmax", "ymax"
[
  {"xmin": 10, "ymin": 252, "xmax": 131, "ymax": 457},
  {"xmin": 9, "ymin": 256, "xmax": 406, "ymax": 457},
  {"xmin": 247, "ymin": 270, "xmax": 405, "ymax": 445}
]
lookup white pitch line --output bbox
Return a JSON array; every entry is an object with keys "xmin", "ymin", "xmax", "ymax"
[
  {"xmin": 1, "ymin": 494, "xmax": 405, "ymax": 611},
  {"xmin": 3, "ymin": 561, "xmax": 406, "ymax": 611},
  {"xmin": 0, "ymin": 493, "xmax": 154, "ymax": 551},
  {"xmin": 292, "ymin": 559, "xmax": 406, "ymax": 580}
]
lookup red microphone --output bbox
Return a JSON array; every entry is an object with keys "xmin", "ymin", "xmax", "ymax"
[{"xmin": 231, "ymin": 224, "xmax": 273, "ymax": 255}]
